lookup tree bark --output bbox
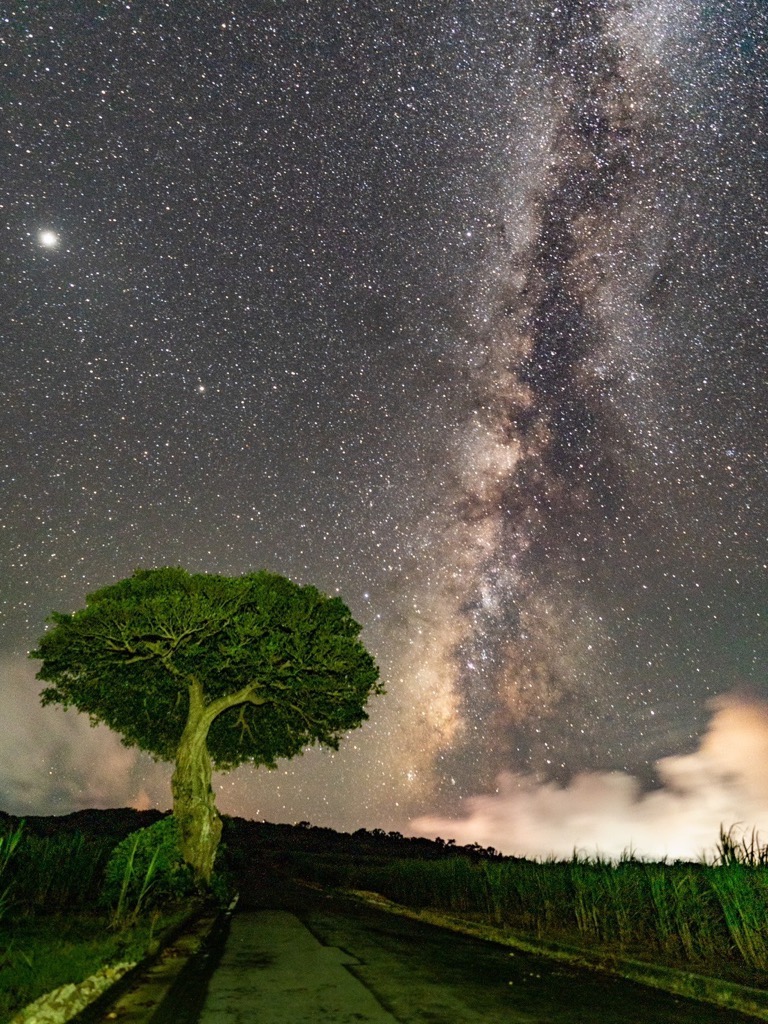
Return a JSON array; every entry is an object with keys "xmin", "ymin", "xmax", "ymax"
[{"xmin": 171, "ymin": 683, "xmax": 222, "ymax": 887}]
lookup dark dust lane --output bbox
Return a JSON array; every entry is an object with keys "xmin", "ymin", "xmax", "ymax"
[{"xmin": 165, "ymin": 878, "xmax": 758, "ymax": 1024}]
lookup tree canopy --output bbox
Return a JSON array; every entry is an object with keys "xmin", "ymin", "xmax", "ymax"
[{"xmin": 33, "ymin": 567, "xmax": 382, "ymax": 770}]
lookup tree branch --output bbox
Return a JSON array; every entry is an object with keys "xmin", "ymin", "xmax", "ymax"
[
  {"xmin": 233, "ymin": 705, "xmax": 257, "ymax": 744},
  {"xmin": 286, "ymin": 702, "xmax": 324, "ymax": 729},
  {"xmin": 202, "ymin": 680, "xmax": 268, "ymax": 728}
]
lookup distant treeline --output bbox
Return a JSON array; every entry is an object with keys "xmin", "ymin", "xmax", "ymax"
[{"xmin": 0, "ymin": 808, "xmax": 503, "ymax": 863}]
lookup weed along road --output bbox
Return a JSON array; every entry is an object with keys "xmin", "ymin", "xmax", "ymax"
[{"xmin": 151, "ymin": 882, "xmax": 760, "ymax": 1024}]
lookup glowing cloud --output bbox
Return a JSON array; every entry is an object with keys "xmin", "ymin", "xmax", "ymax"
[
  {"xmin": 0, "ymin": 656, "xmax": 171, "ymax": 815},
  {"xmin": 410, "ymin": 695, "xmax": 768, "ymax": 861}
]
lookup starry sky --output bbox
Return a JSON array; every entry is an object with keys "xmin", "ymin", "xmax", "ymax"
[{"xmin": 2, "ymin": 1, "xmax": 766, "ymax": 858}]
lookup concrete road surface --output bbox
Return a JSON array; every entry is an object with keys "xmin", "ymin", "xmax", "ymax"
[
  {"xmin": 153, "ymin": 881, "xmax": 759, "ymax": 1024},
  {"xmin": 197, "ymin": 910, "xmax": 397, "ymax": 1023}
]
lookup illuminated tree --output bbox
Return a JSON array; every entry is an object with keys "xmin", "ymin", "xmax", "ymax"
[{"xmin": 31, "ymin": 567, "xmax": 381, "ymax": 885}]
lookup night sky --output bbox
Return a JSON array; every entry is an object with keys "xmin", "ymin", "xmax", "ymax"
[{"xmin": 3, "ymin": 1, "xmax": 766, "ymax": 859}]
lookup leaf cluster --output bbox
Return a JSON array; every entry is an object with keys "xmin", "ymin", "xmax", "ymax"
[
  {"xmin": 101, "ymin": 817, "xmax": 195, "ymax": 915},
  {"xmin": 31, "ymin": 567, "xmax": 382, "ymax": 768}
]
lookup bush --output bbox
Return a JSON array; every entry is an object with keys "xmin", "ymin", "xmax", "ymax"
[{"xmin": 101, "ymin": 817, "xmax": 195, "ymax": 924}]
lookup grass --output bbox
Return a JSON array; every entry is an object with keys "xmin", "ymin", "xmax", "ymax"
[
  {"xmin": 0, "ymin": 820, "xmax": 196, "ymax": 1022},
  {"xmin": 291, "ymin": 832, "xmax": 768, "ymax": 982},
  {"xmin": 109, "ymin": 832, "xmax": 163, "ymax": 929},
  {"xmin": 0, "ymin": 910, "xmax": 188, "ymax": 1024},
  {"xmin": 4, "ymin": 811, "xmax": 767, "ymax": 1017},
  {"xmin": 3, "ymin": 828, "xmax": 114, "ymax": 917},
  {"xmin": 0, "ymin": 822, "xmax": 24, "ymax": 922}
]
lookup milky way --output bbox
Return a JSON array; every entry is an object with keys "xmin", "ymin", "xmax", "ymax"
[
  {"xmin": 390, "ymin": 0, "xmax": 766, "ymax": 810},
  {"xmin": 2, "ymin": 1, "xmax": 766, "ymax": 849}
]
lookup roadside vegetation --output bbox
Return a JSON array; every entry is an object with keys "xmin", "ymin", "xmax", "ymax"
[
  {"xmin": 2, "ymin": 809, "xmax": 767, "ymax": 1021},
  {"xmin": 288, "ymin": 823, "xmax": 768, "ymax": 985},
  {"xmin": 0, "ymin": 812, "xmax": 206, "ymax": 1023}
]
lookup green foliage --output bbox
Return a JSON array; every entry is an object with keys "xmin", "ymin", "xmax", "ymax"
[
  {"xmin": 32, "ymin": 567, "xmax": 382, "ymax": 769},
  {"xmin": 708, "ymin": 862, "xmax": 768, "ymax": 967},
  {"xmin": 715, "ymin": 824, "xmax": 768, "ymax": 867},
  {"xmin": 295, "ymin": 849, "xmax": 768, "ymax": 973},
  {"xmin": 0, "ymin": 818, "xmax": 198, "ymax": 1021},
  {"xmin": 102, "ymin": 818, "xmax": 195, "ymax": 921},
  {"xmin": 2, "ymin": 829, "xmax": 113, "ymax": 917},
  {"xmin": 0, "ymin": 821, "xmax": 24, "ymax": 920},
  {"xmin": 0, "ymin": 910, "xmax": 188, "ymax": 1024}
]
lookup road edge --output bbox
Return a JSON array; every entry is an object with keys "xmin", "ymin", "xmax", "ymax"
[
  {"xmin": 10, "ymin": 902, "xmax": 224, "ymax": 1024},
  {"xmin": 340, "ymin": 887, "xmax": 768, "ymax": 1022}
]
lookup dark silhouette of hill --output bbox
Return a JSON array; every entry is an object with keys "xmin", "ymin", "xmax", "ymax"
[
  {"xmin": 0, "ymin": 806, "xmax": 505, "ymax": 863},
  {"xmin": 0, "ymin": 806, "xmax": 167, "ymax": 842},
  {"xmin": 223, "ymin": 816, "xmax": 505, "ymax": 863}
]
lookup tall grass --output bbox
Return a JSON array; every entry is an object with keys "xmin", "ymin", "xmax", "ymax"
[
  {"xmin": 0, "ymin": 820, "xmax": 195, "ymax": 1023},
  {"xmin": 1, "ymin": 828, "xmax": 114, "ymax": 916},
  {"xmin": 0, "ymin": 821, "xmax": 24, "ymax": 921},
  {"xmin": 109, "ymin": 833, "xmax": 162, "ymax": 928},
  {"xmin": 294, "ymin": 838, "xmax": 768, "ymax": 973},
  {"xmin": 716, "ymin": 824, "xmax": 768, "ymax": 867},
  {"xmin": 708, "ymin": 863, "xmax": 768, "ymax": 968}
]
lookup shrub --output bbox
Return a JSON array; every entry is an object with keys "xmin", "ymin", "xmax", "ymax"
[{"xmin": 101, "ymin": 817, "xmax": 195, "ymax": 924}]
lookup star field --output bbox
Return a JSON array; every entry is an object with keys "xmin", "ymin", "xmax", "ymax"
[{"xmin": 2, "ymin": 1, "xmax": 766, "ymax": 845}]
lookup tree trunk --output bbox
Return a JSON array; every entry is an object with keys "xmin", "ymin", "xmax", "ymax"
[{"xmin": 171, "ymin": 691, "xmax": 222, "ymax": 888}]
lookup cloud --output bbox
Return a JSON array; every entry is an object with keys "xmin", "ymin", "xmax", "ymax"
[
  {"xmin": 410, "ymin": 694, "xmax": 768, "ymax": 861},
  {"xmin": 0, "ymin": 656, "xmax": 171, "ymax": 815}
]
